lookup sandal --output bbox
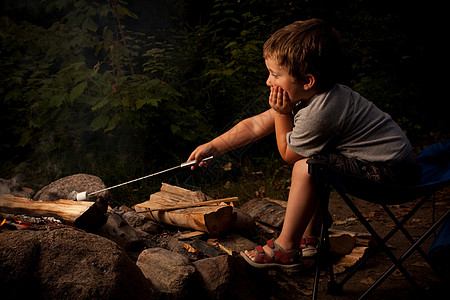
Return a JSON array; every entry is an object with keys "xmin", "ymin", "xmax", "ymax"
[
  {"xmin": 300, "ymin": 237, "xmax": 319, "ymax": 257},
  {"xmin": 240, "ymin": 239, "xmax": 302, "ymax": 272}
]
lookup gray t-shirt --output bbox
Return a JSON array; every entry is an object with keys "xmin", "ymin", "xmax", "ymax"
[{"xmin": 286, "ymin": 84, "xmax": 413, "ymax": 163}]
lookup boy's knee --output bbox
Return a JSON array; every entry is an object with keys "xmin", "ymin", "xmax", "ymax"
[{"xmin": 292, "ymin": 158, "xmax": 311, "ymax": 178}]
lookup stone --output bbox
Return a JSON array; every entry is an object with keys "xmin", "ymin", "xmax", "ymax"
[
  {"xmin": 136, "ymin": 247, "xmax": 197, "ymax": 299},
  {"xmin": 0, "ymin": 227, "xmax": 154, "ymax": 299},
  {"xmin": 33, "ymin": 173, "xmax": 110, "ymax": 202},
  {"xmin": 193, "ymin": 254, "xmax": 269, "ymax": 300}
]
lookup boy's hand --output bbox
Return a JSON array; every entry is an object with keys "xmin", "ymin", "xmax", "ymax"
[
  {"xmin": 187, "ymin": 143, "xmax": 218, "ymax": 170},
  {"xmin": 269, "ymin": 86, "xmax": 295, "ymax": 114}
]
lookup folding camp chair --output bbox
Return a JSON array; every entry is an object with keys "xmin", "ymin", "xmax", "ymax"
[{"xmin": 307, "ymin": 140, "xmax": 450, "ymax": 299}]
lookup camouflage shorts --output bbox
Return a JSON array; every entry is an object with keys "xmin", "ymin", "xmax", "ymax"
[{"xmin": 311, "ymin": 153, "xmax": 421, "ymax": 186}]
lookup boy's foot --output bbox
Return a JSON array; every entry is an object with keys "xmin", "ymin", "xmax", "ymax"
[
  {"xmin": 300, "ymin": 237, "xmax": 319, "ymax": 257},
  {"xmin": 240, "ymin": 238, "xmax": 302, "ymax": 272}
]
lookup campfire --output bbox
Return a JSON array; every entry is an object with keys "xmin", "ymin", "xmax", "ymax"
[{"xmin": 0, "ymin": 174, "xmax": 371, "ymax": 299}]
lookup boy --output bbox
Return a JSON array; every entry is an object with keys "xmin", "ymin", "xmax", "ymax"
[{"xmin": 187, "ymin": 19, "xmax": 419, "ymax": 270}]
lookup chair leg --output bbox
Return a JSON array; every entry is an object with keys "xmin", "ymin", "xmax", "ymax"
[
  {"xmin": 312, "ymin": 219, "xmax": 324, "ymax": 300},
  {"xmin": 311, "ymin": 164, "xmax": 340, "ymax": 299},
  {"xmin": 359, "ymin": 207, "xmax": 450, "ymax": 299},
  {"xmin": 312, "ymin": 199, "xmax": 341, "ymax": 299},
  {"xmin": 381, "ymin": 203, "xmax": 431, "ymax": 263},
  {"xmin": 335, "ymin": 188, "xmax": 422, "ymax": 298}
]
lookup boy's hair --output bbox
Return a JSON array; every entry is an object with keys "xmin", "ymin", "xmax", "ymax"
[{"xmin": 263, "ymin": 19, "xmax": 343, "ymax": 91}]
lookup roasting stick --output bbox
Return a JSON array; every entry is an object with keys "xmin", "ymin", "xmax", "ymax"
[
  {"xmin": 137, "ymin": 197, "xmax": 239, "ymax": 213},
  {"xmin": 74, "ymin": 156, "xmax": 214, "ymax": 201}
]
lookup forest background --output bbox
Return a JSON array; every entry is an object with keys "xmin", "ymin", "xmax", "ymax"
[{"xmin": 1, "ymin": 0, "xmax": 447, "ymax": 206}]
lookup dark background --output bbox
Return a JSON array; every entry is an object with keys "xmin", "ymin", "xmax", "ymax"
[{"xmin": 1, "ymin": 0, "xmax": 447, "ymax": 206}]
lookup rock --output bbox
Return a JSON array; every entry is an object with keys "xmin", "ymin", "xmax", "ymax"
[
  {"xmin": 33, "ymin": 173, "xmax": 110, "ymax": 202},
  {"xmin": 0, "ymin": 227, "xmax": 154, "ymax": 299},
  {"xmin": 193, "ymin": 255, "xmax": 269, "ymax": 300},
  {"xmin": 136, "ymin": 248, "xmax": 197, "ymax": 299}
]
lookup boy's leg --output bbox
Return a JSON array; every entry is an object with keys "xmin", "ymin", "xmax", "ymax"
[
  {"xmin": 245, "ymin": 158, "xmax": 318, "ymax": 259},
  {"xmin": 304, "ymin": 207, "xmax": 322, "ymax": 237},
  {"xmin": 276, "ymin": 158, "xmax": 319, "ymax": 250}
]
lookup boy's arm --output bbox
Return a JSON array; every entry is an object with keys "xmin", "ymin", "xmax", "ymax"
[
  {"xmin": 273, "ymin": 112, "xmax": 303, "ymax": 164},
  {"xmin": 269, "ymin": 87, "xmax": 303, "ymax": 164},
  {"xmin": 188, "ymin": 109, "xmax": 275, "ymax": 164}
]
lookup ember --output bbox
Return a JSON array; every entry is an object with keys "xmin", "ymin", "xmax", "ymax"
[{"xmin": 0, "ymin": 216, "xmax": 35, "ymax": 229}]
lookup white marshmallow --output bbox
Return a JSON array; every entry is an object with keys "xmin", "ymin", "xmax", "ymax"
[{"xmin": 76, "ymin": 191, "xmax": 88, "ymax": 201}]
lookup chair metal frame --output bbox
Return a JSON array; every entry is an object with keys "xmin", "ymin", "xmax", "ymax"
[{"xmin": 307, "ymin": 159, "xmax": 450, "ymax": 299}]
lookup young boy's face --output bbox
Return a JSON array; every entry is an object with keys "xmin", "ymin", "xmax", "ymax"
[{"xmin": 265, "ymin": 58, "xmax": 304, "ymax": 104}]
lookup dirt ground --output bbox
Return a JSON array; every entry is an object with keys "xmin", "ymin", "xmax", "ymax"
[{"xmin": 267, "ymin": 186, "xmax": 450, "ymax": 300}]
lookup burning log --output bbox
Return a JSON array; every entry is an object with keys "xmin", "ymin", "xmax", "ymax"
[
  {"xmin": 133, "ymin": 183, "xmax": 235, "ymax": 236},
  {"xmin": 0, "ymin": 194, "xmax": 108, "ymax": 232}
]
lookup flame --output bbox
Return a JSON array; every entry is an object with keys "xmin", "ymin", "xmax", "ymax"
[
  {"xmin": 11, "ymin": 218, "xmax": 32, "ymax": 228},
  {"xmin": 0, "ymin": 218, "xmax": 5, "ymax": 226}
]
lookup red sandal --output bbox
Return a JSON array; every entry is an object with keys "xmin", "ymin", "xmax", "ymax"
[
  {"xmin": 240, "ymin": 239, "xmax": 302, "ymax": 272},
  {"xmin": 300, "ymin": 237, "xmax": 319, "ymax": 257}
]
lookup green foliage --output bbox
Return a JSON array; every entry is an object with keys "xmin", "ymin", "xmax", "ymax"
[
  {"xmin": 0, "ymin": 0, "xmax": 208, "ymax": 192},
  {"xmin": 1, "ymin": 0, "xmax": 446, "ymax": 205}
]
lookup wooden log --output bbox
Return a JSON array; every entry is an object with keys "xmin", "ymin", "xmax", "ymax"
[
  {"xmin": 134, "ymin": 201, "xmax": 233, "ymax": 236},
  {"xmin": 264, "ymin": 198, "xmax": 287, "ymax": 208},
  {"xmin": 255, "ymin": 221, "xmax": 279, "ymax": 240},
  {"xmin": 329, "ymin": 228, "xmax": 375, "ymax": 247},
  {"xmin": 0, "ymin": 193, "xmax": 107, "ymax": 232},
  {"xmin": 140, "ymin": 197, "xmax": 239, "ymax": 212},
  {"xmin": 177, "ymin": 231, "xmax": 206, "ymax": 240},
  {"xmin": 329, "ymin": 233, "xmax": 356, "ymax": 256},
  {"xmin": 335, "ymin": 246, "xmax": 369, "ymax": 268},
  {"xmin": 159, "ymin": 183, "xmax": 210, "ymax": 202},
  {"xmin": 228, "ymin": 208, "xmax": 256, "ymax": 233},
  {"xmin": 207, "ymin": 233, "xmax": 257, "ymax": 255},
  {"xmin": 240, "ymin": 198, "xmax": 286, "ymax": 228},
  {"xmin": 133, "ymin": 183, "xmax": 235, "ymax": 236}
]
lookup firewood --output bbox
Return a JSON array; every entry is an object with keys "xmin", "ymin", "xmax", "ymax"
[
  {"xmin": 335, "ymin": 246, "xmax": 369, "ymax": 268},
  {"xmin": 140, "ymin": 197, "xmax": 239, "ymax": 212},
  {"xmin": 207, "ymin": 233, "xmax": 257, "ymax": 255},
  {"xmin": 329, "ymin": 233, "xmax": 356, "ymax": 256},
  {"xmin": 264, "ymin": 198, "xmax": 287, "ymax": 208},
  {"xmin": 329, "ymin": 228, "xmax": 374, "ymax": 247},
  {"xmin": 240, "ymin": 198, "xmax": 286, "ymax": 228},
  {"xmin": 134, "ymin": 202, "xmax": 233, "ymax": 237},
  {"xmin": 177, "ymin": 231, "xmax": 206, "ymax": 240},
  {"xmin": 228, "ymin": 208, "xmax": 256, "ymax": 233},
  {"xmin": 0, "ymin": 194, "xmax": 107, "ymax": 232},
  {"xmin": 133, "ymin": 183, "xmax": 235, "ymax": 236},
  {"xmin": 160, "ymin": 183, "xmax": 210, "ymax": 202}
]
